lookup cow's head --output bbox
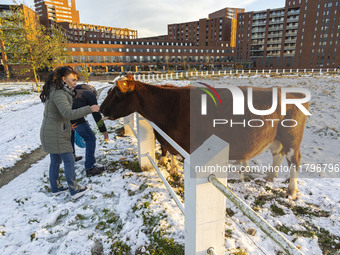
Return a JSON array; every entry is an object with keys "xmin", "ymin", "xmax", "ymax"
[{"xmin": 100, "ymin": 75, "xmax": 138, "ymax": 120}]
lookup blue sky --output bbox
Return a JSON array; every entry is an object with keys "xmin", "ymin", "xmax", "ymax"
[{"xmin": 3, "ymin": 0, "xmax": 286, "ymax": 37}]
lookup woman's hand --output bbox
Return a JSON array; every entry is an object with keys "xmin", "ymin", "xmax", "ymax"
[{"xmin": 90, "ymin": 105, "xmax": 100, "ymax": 112}]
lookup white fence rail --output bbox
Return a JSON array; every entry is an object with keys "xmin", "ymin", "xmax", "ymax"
[
  {"xmin": 122, "ymin": 112, "xmax": 304, "ymax": 255},
  {"xmin": 134, "ymin": 68, "xmax": 339, "ymax": 83},
  {"xmin": 208, "ymin": 175, "xmax": 304, "ymax": 255}
]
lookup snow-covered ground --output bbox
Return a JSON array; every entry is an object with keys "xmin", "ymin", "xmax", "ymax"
[{"xmin": 0, "ymin": 74, "xmax": 339, "ymax": 254}]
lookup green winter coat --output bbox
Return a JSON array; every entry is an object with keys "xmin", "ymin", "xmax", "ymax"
[{"xmin": 40, "ymin": 86, "xmax": 92, "ymax": 154}]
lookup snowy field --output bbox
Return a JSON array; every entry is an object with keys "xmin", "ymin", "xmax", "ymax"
[{"xmin": 0, "ymin": 74, "xmax": 339, "ymax": 254}]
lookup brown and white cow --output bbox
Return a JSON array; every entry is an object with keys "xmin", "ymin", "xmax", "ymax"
[{"xmin": 101, "ymin": 75, "xmax": 309, "ymax": 199}]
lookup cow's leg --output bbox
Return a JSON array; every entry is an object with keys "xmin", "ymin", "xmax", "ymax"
[
  {"xmin": 169, "ymin": 154, "xmax": 178, "ymax": 176},
  {"xmin": 240, "ymin": 160, "xmax": 250, "ymax": 180},
  {"xmin": 159, "ymin": 146, "xmax": 168, "ymax": 166},
  {"xmin": 286, "ymin": 148, "xmax": 301, "ymax": 200},
  {"xmin": 266, "ymin": 140, "xmax": 284, "ymax": 182}
]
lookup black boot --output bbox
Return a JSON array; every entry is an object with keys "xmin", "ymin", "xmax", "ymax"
[
  {"xmin": 75, "ymin": 155, "xmax": 83, "ymax": 162},
  {"xmin": 86, "ymin": 166, "xmax": 105, "ymax": 177}
]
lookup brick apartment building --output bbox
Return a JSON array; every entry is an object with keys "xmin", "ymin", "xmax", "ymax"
[
  {"xmin": 52, "ymin": 5, "xmax": 239, "ymax": 71},
  {"xmin": 34, "ymin": 0, "xmax": 80, "ymax": 25},
  {"xmin": 64, "ymin": 40, "xmax": 234, "ymax": 72},
  {"xmin": 236, "ymin": 0, "xmax": 340, "ymax": 69},
  {"xmin": 3, "ymin": 0, "xmax": 339, "ymax": 75},
  {"xmin": 167, "ymin": 8, "xmax": 244, "ymax": 48}
]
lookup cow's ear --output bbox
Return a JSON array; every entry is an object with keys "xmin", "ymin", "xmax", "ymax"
[
  {"xmin": 116, "ymin": 80, "xmax": 135, "ymax": 93},
  {"xmin": 126, "ymin": 74, "xmax": 135, "ymax": 81}
]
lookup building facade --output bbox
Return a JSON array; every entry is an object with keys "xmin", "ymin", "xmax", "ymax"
[
  {"xmin": 34, "ymin": 0, "xmax": 79, "ymax": 25},
  {"xmin": 167, "ymin": 7, "xmax": 244, "ymax": 48},
  {"xmin": 236, "ymin": 0, "xmax": 340, "ymax": 69},
  {"xmin": 57, "ymin": 22, "xmax": 138, "ymax": 44},
  {"xmin": 65, "ymin": 39, "xmax": 235, "ymax": 72}
]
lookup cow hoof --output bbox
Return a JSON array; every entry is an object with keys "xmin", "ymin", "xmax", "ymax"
[
  {"xmin": 285, "ymin": 190, "xmax": 298, "ymax": 200},
  {"xmin": 159, "ymin": 157, "xmax": 167, "ymax": 166},
  {"xmin": 265, "ymin": 176, "xmax": 275, "ymax": 182}
]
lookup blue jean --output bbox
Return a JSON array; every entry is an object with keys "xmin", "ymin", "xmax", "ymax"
[
  {"xmin": 49, "ymin": 153, "xmax": 79, "ymax": 196},
  {"xmin": 72, "ymin": 122, "xmax": 96, "ymax": 170}
]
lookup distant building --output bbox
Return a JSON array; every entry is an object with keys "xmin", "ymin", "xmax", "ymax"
[
  {"xmin": 34, "ymin": 1, "xmax": 138, "ymax": 44},
  {"xmin": 34, "ymin": 0, "xmax": 80, "ymax": 25},
  {"xmin": 65, "ymin": 39, "xmax": 234, "ymax": 72},
  {"xmin": 236, "ymin": 0, "xmax": 340, "ymax": 69},
  {"xmin": 167, "ymin": 7, "xmax": 244, "ymax": 48},
  {"xmin": 57, "ymin": 22, "xmax": 138, "ymax": 44}
]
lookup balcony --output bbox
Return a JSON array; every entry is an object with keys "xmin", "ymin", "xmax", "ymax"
[
  {"xmin": 268, "ymin": 33, "xmax": 283, "ymax": 38},
  {"xmin": 287, "ymin": 10, "xmax": 300, "ymax": 15},
  {"xmin": 252, "ymin": 22, "xmax": 267, "ymax": 26},
  {"xmin": 252, "ymin": 28, "xmax": 266, "ymax": 33},
  {"xmin": 284, "ymin": 39, "xmax": 297, "ymax": 43},
  {"xmin": 286, "ymin": 17, "xmax": 299, "ymax": 23},
  {"xmin": 285, "ymin": 31, "xmax": 298, "ymax": 36},
  {"xmin": 270, "ymin": 12, "xmax": 285, "ymax": 18},
  {"xmin": 251, "ymin": 34, "xmax": 266, "ymax": 39},
  {"xmin": 251, "ymin": 48, "xmax": 264, "ymax": 51},
  {"xmin": 268, "ymin": 26, "xmax": 283, "ymax": 32},
  {"xmin": 267, "ymin": 40, "xmax": 282, "ymax": 44},
  {"xmin": 267, "ymin": 46, "xmax": 282, "ymax": 50},
  {"xmin": 284, "ymin": 45, "xmax": 297, "ymax": 50},
  {"xmin": 269, "ymin": 19, "xmax": 284, "ymax": 24},
  {"xmin": 286, "ymin": 24, "xmax": 298, "ymax": 29}
]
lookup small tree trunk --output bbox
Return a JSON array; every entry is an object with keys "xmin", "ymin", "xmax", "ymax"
[{"xmin": 33, "ymin": 68, "xmax": 40, "ymax": 92}]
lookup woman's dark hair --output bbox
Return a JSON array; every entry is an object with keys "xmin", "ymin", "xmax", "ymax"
[{"xmin": 40, "ymin": 66, "xmax": 79, "ymax": 103}]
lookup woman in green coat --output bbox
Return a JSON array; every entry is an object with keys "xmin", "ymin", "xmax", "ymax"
[{"xmin": 40, "ymin": 66, "xmax": 100, "ymax": 200}]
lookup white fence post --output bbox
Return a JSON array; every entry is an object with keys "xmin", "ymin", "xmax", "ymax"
[
  {"xmin": 123, "ymin": 113, "xmax": 135, "ymax": 136},
  {"xmin": 256, "ymin": 70, "xmax": 258, "ymax": 75},
  {"xmin": 176, "ymin": 72, "xmax": 179, "ymax": 79},
  {"xmin": 136, "ymin": 114, "xmax": 155, "ymax": 169},
  {"xmin": 185, "ymin": 135, "xmax": 228, "ymax": 255}
]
